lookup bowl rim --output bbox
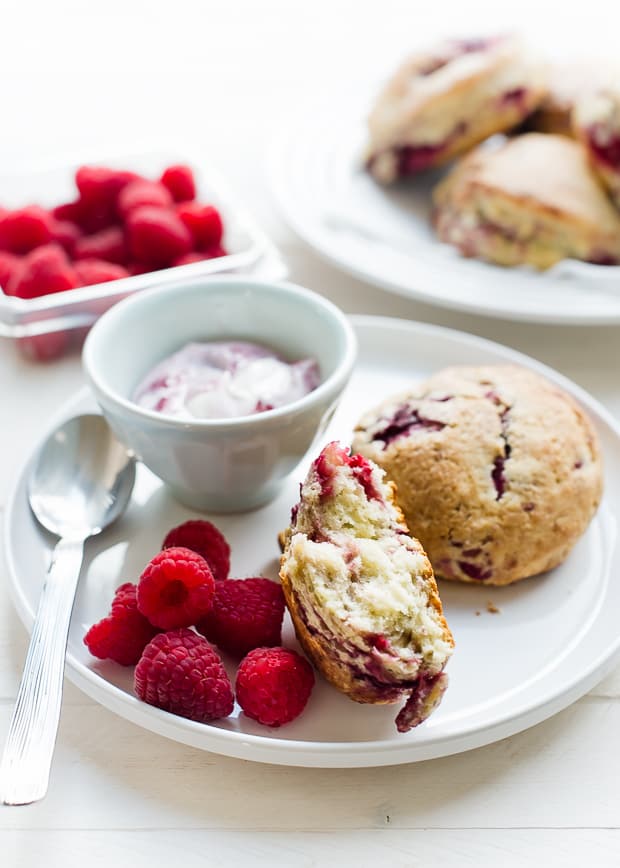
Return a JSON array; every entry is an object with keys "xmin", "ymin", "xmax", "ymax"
[{"xmin": 82, "ymin": 276, "xmax": 358, "ymax": 430}]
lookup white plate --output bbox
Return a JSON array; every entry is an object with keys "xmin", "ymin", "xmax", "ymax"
[
  {"xmin": 271, "ymin": 90, "xmax": 620, "ymax": 324},
  {"xmin": 5, "ymin": 317, "xmax": 620, "ymax": 767}
]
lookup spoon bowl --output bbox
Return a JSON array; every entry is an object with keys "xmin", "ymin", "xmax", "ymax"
[
  {"xmin": 0, "ymin": 413, "xmax": 135, "ymax": 806},
  {"xmin": 28, "ymin": 414, "xmax": 136, "ymax": 540}
]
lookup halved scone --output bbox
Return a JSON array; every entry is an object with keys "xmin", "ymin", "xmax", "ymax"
[
  {"xmin": 366, "ymin": 35, "xmax": 546, "ymax": 184},
  {"xmin": 574, "ymin": 80, "xmax": 620, "ymax": 209},
  {"xmin": 432, "ymin": 133, "xmax": 620, "ymax": 268},
  {"xmin": 279, "ymin": 441, "xmax": 454, "ymax": 732}
]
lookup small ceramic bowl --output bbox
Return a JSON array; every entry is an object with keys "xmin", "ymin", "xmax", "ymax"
[{"xmin": 82, "ymin": 277, "xmax": 357, "ymax": 512}]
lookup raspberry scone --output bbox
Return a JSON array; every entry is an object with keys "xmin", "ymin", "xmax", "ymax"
[
  {"xmin": 279, "ymin": 442, "xmax": 454, "ymax": 733},
  {"xmin": 366, "ymin": 35, "xmax": 546, "ymax": 184},
  {"xmin": 353, "ymin": 365, "xmax": 603, "ymax": 587},
  {"xmin": 574, "ymin": 81, "xmax": 620, "ymax": 209},
  {"xmin": 432, "ymin": 133, "xmax": 620, "ymax": 268}
]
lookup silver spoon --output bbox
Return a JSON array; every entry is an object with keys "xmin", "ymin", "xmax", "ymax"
[{"xmin": 0, "ymin": 413, "xmax": 135, "ymax": 806}]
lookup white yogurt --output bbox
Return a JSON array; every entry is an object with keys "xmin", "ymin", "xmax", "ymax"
[{"xmin": 133, "ymin": 341, "xmax": 320, "ymax": 420}]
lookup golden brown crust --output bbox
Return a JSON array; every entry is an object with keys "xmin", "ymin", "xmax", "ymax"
[{"xmin": 353, "ymin": 365, "xmax": 604, "ymax": 587}]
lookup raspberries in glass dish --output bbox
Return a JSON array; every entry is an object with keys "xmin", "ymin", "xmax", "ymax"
[{"xmin": 0, "ymin": 162, "xmax": 227, "ymax": 300}]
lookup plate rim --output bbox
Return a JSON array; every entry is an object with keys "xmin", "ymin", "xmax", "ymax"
[
  {"xmin": 269, "ymin": 110, "xmax": 620, "ymax": 326},
  {"xmin": 4, "ymin": 314, "xmax": 620, "ymax": 767}
]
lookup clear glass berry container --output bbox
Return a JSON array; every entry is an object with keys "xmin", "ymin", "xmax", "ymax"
[{"xmin": 0, "ymin": 149, "xmax": 285, "ymax": 361}]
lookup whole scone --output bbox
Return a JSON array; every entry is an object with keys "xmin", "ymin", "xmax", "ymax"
[
  {"xmin": 366, "ymin": 34, "xmax": 546, "ymax": 183},
  {"xmin": 352, "ymin": 365, "xmax": 603, "ymax": 587}
]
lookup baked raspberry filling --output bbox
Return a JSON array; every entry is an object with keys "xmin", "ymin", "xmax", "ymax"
[
  {"xmin": 587, "ymin": 124, "xmax": 620, "ymax": 169},
  {"xmin": 499, "ymin": 87, "xmax": 527, "ymax": 108},
  {"xmin": 374, "ymin": 406, "xmax": 446, "ymax": 447},
  {"xmin": 491, "ymin": 406, "xmax": 512, "ymax": 500},
  {"xmin": 395, "ymin": 671, "xmax": 447, "ymax": 733},
  {"xmin": 313, "ymin": 442, "xmax": 382, "ymax": 501},
  {"xmin": 457, "ymin": 560, "xmax": 493, "ymax": 581}
]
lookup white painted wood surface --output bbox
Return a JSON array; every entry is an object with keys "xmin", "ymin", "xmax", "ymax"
[{"xmin": 2, "ymin": 1, "xmax": 620, "ymax": 864}]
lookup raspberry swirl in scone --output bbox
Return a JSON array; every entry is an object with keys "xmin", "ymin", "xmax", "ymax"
[
  {"xmin": 432, "ymin": 133, "xmax": 620, "ymax": 268},
  {"xmin": 574, "ymin": 80, "xmax": 620, "ymax": 209},
  {"xmin": 366, "ymin": 35, "xmax": 546, "ymax": 183},
  {"xmin": 279, "ymin": 442, "xmax": 453, "ymax": 733},
  {"xmin": 353, "ymin": 366, "xmax": 604, "ymax": 587}
]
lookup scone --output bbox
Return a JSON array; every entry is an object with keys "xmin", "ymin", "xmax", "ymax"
[
  {"xmin": 279, "ymin": 441, "xmax": 454, "ymax": 732},
  {"xmin": 574, "ymin": 81, "xmax": 620, "ymax": 209},
  {"xmin": 366, "ymin": 35, "xmax": 546, "ymax": 184},
  {"xmin": 526, "ymin": 62, "xmax": 610, "ymax": 137},
  {"xmin": 432, "ymin": 133, "xmax": 620, "ymax": 268},
  {"xmin": 353, "ymin": 365, "xmax": 603, "ymax": 587}
]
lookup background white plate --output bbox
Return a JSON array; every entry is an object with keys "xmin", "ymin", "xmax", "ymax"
[
  {"xmin": 5, "ymin": 317, "xmax": 620, "ymax": 767},
  {"xmin": 271, "ymin": 91, "xmax": 620, "ymax": 324}
]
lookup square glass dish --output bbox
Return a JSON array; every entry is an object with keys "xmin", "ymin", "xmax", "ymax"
[{"xmin": 0, "ymin": 149, "xmax": 285, "ymax": 357}]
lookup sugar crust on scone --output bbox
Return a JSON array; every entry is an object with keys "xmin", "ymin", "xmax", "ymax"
[
  {"xmin": 432, "ymin": 133, "xmax": 620, "ymax": 268},
  {"xmin": 279, "ymin": 442, "xmax": 454, "ymax": 732},
  {"xmin": 367, "ymin": 35, "xmax": 547, "ymax": 183},
  {"xmin": 353, "ymin": 365, "xmax": 603, "ymax": 587}
]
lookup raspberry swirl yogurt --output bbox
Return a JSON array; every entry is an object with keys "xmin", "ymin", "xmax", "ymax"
[{"xmin": 133, "ymin": 340, "xmax": 320, "ymax": 420}]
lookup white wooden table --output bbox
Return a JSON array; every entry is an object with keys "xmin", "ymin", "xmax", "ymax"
[{"xmin": 2, "ymin": 1, "xmax": 620, "ymax": 864}]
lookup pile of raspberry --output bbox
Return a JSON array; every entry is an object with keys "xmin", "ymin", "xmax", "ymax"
[
  {"xmin": 2, "ymin": 164, "xmax": 226, "ymax": 361},
  {"xmin": 84, "ymin": 520, "xmax": 314, "ymax": 728}
]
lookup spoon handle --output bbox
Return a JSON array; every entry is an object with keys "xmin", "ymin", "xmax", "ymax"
[{"xmin": 0, "ymin": 536, "xmax": 85, "ymax": 806}]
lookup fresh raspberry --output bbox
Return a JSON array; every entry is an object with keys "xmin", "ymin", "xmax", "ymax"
[
  {"xmin": 137, "ymin": 546, "xmax": 215, "ymax": 629},
  {"xmin": 75, "ymin": 165, "xmax": 139, "ymax": 231},
  {"xmin": 126, "ymin": 262, "xmax": 151, "ymax": 275},
  {"xmin": 162, "ymin": 520, "xmax": 230, "ymax": 582},
  {"xmin": 73, "ymin": 226, "xmax": 127, "ymax": 264},
  {"xmin": 0, "ymin": 206, "xmax": 54, "ymax": 254},
  {"xmin": 176, "ymin": 202, "xmax": 223, "ymax": 249},
  {"xmin": 196, "ymin": 578, "xmax": 285, "ymax": 657},
  {"xmin": 74, "ymin": 258, "xmax": 129, "ymax": 286},
  {"xmin": 235, "ymin": 647, "xmax": 315, "ymax": 727},
  {"xmin": 204, "ymin": 244, "xmax": 227, "ymax": 259},
  {"xmin": 18, "ymin": 331, "xmax": 70, "ymax": 362},
  {"xmin": 126, "ymin": 206, "xmax": 192, "ymax": 266},
  {"xmin": 8, "ymin": 244, "xmax": 79, "ymax": 299},
  {"xmin": 49, "ymin": 219, "xmax": 82, "ymax": 256},
  {"xmin": 160, "ymin": 164, "xmax": 196, "ymax": 202},
  {"xmin": 173, "ymin": 251, "xmax": 207, "ymax": 267},
  {"xmin": 51, "ymin": 200, "xmax": 84, "ymax": 227},
  {"xmin": 118, "ymin": 179, "xmax": 173, "ymax": 218},
  {"xmin": 0, "ymin": 251, "xmax": 21, "ymax": 292},
  {"xmin": 134, "ymin": 628, "xmax": 234, "ymax": 722},
  {"xmin": 84, "ymin": 582, "xmax": 159, "ymax": 666}
]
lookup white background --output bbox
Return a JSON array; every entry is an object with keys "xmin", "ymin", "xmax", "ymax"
[{"xmin": 1, "ymin": 1, "xmax": 620, "ymax": 865}]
